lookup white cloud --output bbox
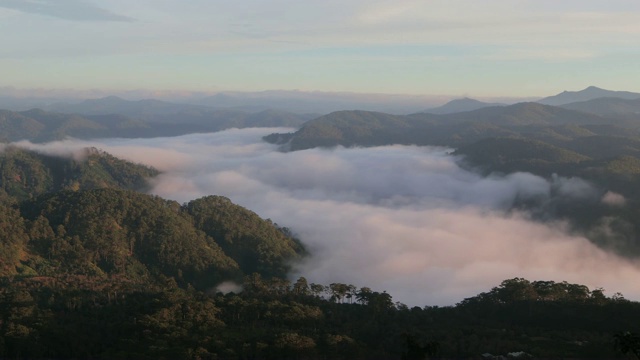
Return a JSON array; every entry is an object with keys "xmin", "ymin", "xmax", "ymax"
[{"xmin": 14, "ymin": 128, "xmax": 640, "ymax": 306}]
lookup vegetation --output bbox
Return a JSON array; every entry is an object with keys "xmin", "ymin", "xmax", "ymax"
[
  {"xmin": 0, "ymin": 146, "xmax": 158, "ymax": 202},
  {"xmin": 186, "ymin": 196, "xmax": 306, "ymax": 278},
  {"xmin": 0, "ymin": 273, "xmax": 637, "ymax": 359}
]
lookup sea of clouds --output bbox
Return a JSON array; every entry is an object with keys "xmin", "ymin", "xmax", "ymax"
[{"xmin": 15, "ymin": 128, "xmax": 640, "ymax": 306}]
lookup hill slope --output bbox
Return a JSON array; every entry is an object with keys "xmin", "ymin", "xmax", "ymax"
[
  {"xmin": 0, "ymin": 147, "xmax": 158, "ymax": 202},
  {"xmin": 0, "ymin": 107, "xmax": 309, "ymax": 143},
  {"xmin": 561, "ymin": 97, "xmax": 640, "ymax": 116},
  {"xmin": 278, "ymin": 103, "xmax": 611, "ymax": 151},
  {"xmin": 10, "ymin": 188, "xmax": 306, "ymax": 284}
]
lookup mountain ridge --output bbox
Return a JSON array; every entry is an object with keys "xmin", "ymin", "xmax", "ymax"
[
  {"xmin": 538, "ymin": 86, "xmax": 640, "ymax": 106},
  {"xmin": 422, "ymin": 97, "xmax": 505, "ymax": 114}
]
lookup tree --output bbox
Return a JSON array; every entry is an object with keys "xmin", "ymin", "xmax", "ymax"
[
  {"xmin": 310, "ymin": 283, "xmax": 326, "ymax": 298},
  {"xmin": 356, "ymin": 287, "xmax": 372, "ymax": 305},
  {"xmin": 292, "ymin": 277, "xmax": 309, "ymax": 296},
  {"xmin": 494, "ymin": 278, "xmax": 536, "ymax": 302},
  {"xmin": 329, "ymin": 283, "xmax": 351, "ymax": 303}
]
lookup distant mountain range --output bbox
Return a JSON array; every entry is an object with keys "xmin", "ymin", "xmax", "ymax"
[
  {"xmin": 537, "ymin": 86, "xmax": 640, "ymax": 106},
  {"xmin": 194, "ymin": 90, "xmax": 447, "ymax": 114},
  {"xmin": 422, "ymin": 97, "xmax": 505, "ymax": 114},
  {"xmin": 45, "ymin": 96, "xmax": 215, "ymax": 116},
  {"xmin": 273, "ymin": 102, "xmax": 617, "ymax": 151},
  {"xmin": 0, "ymin": 105, "xmax": 309, "ymax": 142},
  {"xmin": 3, "ymin": 85, "xmax": 640, "ymax": 144}
]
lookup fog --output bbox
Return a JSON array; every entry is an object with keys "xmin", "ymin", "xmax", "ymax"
[{"xmin": 18, "ymin": 128, "xmax": 640, "ymax": 305}]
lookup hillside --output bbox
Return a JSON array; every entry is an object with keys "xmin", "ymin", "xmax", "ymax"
[
  {"xmin": 275, "ymin": 103, "xmax": 614, "ymax": 151},
  {"xmin": 0, "ymin": 147, "xmax": 158, "ymax": 202},
  {"xmin": 0, "ymin": 144, "xmax": 306, "ymax": 284},
  {"xmin": 0, "ymin": 107, "xmax": 309, "ymax": 143},
  {"xmin": 288, "ymin": 110, "xmax": 420, "ymax": 150},
  {"xmin": 561, "ymin": 97, "xmax": 640, "ymax": 116},
  {"xmin": 15, "ymin": 188, "xmax": 303, "ymax": 281},
  {"xmin": 454, "ymin": 137, "xmax": 589, "ymax": 174},
  {"xmin": 431, "ymin": 102, "xmax": 607, "ymax": 126}
]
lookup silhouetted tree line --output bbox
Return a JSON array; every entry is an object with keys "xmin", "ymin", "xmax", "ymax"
[{"xmin": 0, "ymin": 274, "xmax": 638, "ymax": 359}]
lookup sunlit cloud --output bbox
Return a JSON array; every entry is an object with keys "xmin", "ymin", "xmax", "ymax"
[{"xmin": 12, "ymin": 128, "xmax": 640, "ymax": 306}]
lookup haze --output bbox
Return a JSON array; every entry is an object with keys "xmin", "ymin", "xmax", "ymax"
[{"xmin": 17, "ymin": 129, "xmax": 640, "ymax": 306}]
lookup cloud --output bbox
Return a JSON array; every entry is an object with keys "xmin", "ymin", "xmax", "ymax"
[
  {"xmin": 14, "ymin": 128, "xmax": 640, "ymax": 306},
  {"xmin": 602, "ymin": 191, "xmax": 626, "ymax": 206},
  {"xmin": 215, "ymin": 281, "xmax": 243, "ymax": 295},
  {"xmin": 0, "ymin": 0, "xmax": 134, "ymax": 22}
]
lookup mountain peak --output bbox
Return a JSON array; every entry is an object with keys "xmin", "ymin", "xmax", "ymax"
[
  {"xmin": 422, "ymin": 97, "xmax": 504, "ymax": 115},
  {"xmin": 538, "ymin": 87, "xmax": 640, "ymax": 106}
]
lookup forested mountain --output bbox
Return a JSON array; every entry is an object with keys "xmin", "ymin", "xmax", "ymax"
[
  {"xmin": 427, "ymin": 102, "xmax": 607, "ymax": 126},
  {"xmin": 0, "ymin": 107, "xmax": 309, "ymax": 143},
  {"xmin": 561, "ymin": 97, "xmax": 640, "ymax": 116},
  {"xmin": 186, "ymin": 196, "xmax": 306, "ymax": 278},
  {"xmin": 0, "ymin": 146, "xmax": 158, "ymax": 202},
  {"xmin": 273, "ymin": 102, "xmax": 617, "ymax": 151},
  {"xmin": 286, "ymin": 110, "xmax": 415, "ymax": 150}
]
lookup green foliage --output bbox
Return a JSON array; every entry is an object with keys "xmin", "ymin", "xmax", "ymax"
[
  {"xmin": 0, "ymin": 146, "xmax": 158, "ymax": 202},
  {"xmin": 186, "ymin": 195, "xmax": 306, "ymax": 278},
  {"xmin": 20, "ymin": 189, "xmax": 241, "ymax": 287},
  {"xmin": 0, "ymin": 204, "xmax": 29, "ymax": 275}
]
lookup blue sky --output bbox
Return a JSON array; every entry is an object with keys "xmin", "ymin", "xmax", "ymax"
[{"xmin": 1, "ymin": 0, "xmax": 639, "ymax": 97}]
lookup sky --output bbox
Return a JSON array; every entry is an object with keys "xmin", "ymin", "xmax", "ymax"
[
  {"xmin": 1, "ymin": 0, "xmax": 640, "ymax": 98},
  {"xmin": 16, "ymin": 128, "xmax": 640, "ymax": 306}
]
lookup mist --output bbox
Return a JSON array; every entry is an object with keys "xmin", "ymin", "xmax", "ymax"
[{"xmin": 17, "ymin": 128, "xmax": 640, "ymax": 306}]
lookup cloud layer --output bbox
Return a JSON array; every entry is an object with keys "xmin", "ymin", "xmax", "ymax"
[{"xmin": 17, "ymin": 129, "xmax": 640, "ymax": 305}]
